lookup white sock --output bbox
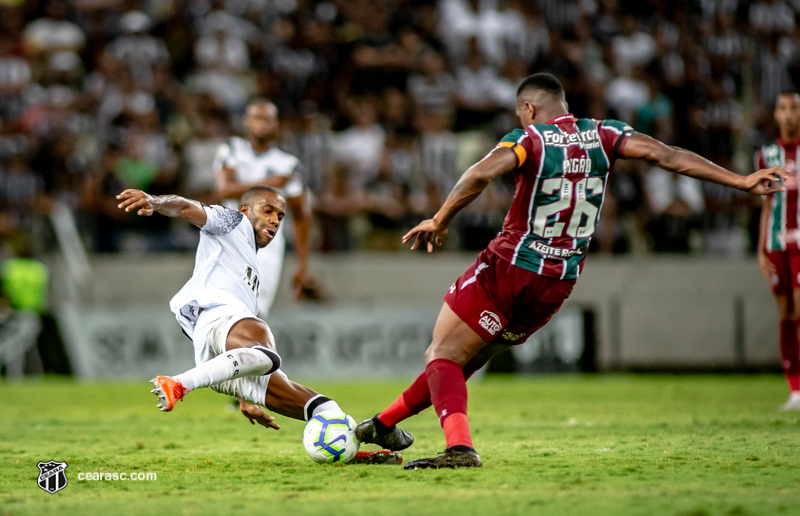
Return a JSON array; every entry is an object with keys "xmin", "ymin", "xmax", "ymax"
[
  {"xmin": 303, "ymin": 394, "xmax": 342, "ymax": 420},
  {"xmin": 175, "ymin": 346, "xmax": 280, "ymax": 391}
]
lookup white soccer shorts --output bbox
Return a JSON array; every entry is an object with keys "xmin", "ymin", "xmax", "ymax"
[{"xmin": 190, "ymin": 304, "xmax": 285, "ymax": 405}]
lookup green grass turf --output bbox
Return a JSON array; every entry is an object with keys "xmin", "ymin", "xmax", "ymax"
[{"xmin": 1, "ymin": 375, "xmax": 799, "ymax": 516}]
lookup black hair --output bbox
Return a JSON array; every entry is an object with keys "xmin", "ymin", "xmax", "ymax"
[
  {"xmin": 516, "ymin": 73, "xmax": 565, "ymax": 98},
  {"xmin": 247, "ymin": 98, "xmax": 276, "ymax": 111},
  {"xmin": 775, "ymin": 91, "xmax": 800, "ymax": 109},
  {"xmin": 240, "ymin": 185, "xmax": 284, "ymax": 206}
]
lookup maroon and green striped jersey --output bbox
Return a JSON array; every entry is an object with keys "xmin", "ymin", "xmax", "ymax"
[
  {"xmin": 487, "ymin": 115, "xmax": 634, "ymax": 280},
  {"xmin": 756, "ymin": 139, "xmax": 800, "ymax": 253}
]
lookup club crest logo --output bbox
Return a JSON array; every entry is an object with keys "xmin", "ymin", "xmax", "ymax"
[
  {"xmin": 478, "ymin": 310, "xmax": 501, "ymax": 336},
  {"xmin": 37, "ymin": 460, "xmax": 68, "ymax": 494}
]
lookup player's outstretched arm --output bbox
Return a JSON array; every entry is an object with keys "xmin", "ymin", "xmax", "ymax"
[
  {"xmin": 116, "ymin": 189, "xmax": 208, "ymax": 227},
  {"xmin": 621, "ymin": 133, "xmax": 788, "ymax": 195},
  {"xmin": 403, "ymin": 147, "xmax": 518, "ymax": 252}
]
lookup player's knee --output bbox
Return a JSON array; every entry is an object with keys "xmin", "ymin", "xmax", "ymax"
[{"xmin": 424, "ymin": 341, "xmax": 468, "ymax": 366}]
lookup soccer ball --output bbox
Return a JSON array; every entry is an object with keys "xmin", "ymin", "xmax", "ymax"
[{"xmin": 302, "ymin": 410, "xmax": 359, "ymax": 464}]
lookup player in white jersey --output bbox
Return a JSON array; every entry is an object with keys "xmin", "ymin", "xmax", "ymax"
[
  {"xmin": 115, "ymin": 186, "xmax": 402, "ymax": 464},
  {"xmin": 214, "ymin": 99, "xmax": 313, "ymax": 318}
]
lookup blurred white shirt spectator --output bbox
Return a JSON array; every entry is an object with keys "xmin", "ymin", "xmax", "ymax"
[
  {"xmin": 612, "ymin": 15, "xmax": 656, "ymax": 78},
  {"xmin": 605, "ymin": 73, "xmax": 648, "ymax": 124},
  {"xmin": 23, "ymin": 5, "xmax": 86, "ymax": 57},
  {"xmin": 438, "ymin": 0, "xmax": 508, "ymax": 67},
  {"xmin": 195, "ymin": 31, "xmax": 250, "ymax": 72},
  {"xmin": 749, "ymin": 0, "xmax": 795, "ymax": 34},
  {"xmin": 645, "ymin": 167, "xmax": 704, "ymax": 216}
]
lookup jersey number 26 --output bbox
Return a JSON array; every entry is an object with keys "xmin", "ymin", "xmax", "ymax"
[{"xmin": 532, "ymin": 177, "xmax": 603, "ymax": 239}]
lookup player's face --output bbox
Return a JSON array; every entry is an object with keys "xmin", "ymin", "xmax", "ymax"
[
  {"xmin": 242, "ymin": 192, "xmax": 286, "ymax": 249},
  {"xmin": 774, "ymin": 94, "xmax": 800, "ymax": 137},
  {"xmin": 245, "ymin": 103, "xmax": 280, "ymax": 142}
]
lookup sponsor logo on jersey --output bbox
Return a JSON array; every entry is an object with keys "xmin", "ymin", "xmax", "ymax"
[
  {"xmin": 478, "ymin": 310, "xmax": 501, "ymax": 336},
  {"xmin": 501, "ymin": 331, "xmax": 526, "ymax": 342},
  {"xmin": 243, "ymin": 265, "xmax": 260, "ymax": 296},
  {"xmin": 527, "ymin": 241, "xmax": 585, "ymax": 261},
  {"xmin": 37, "ymin": 461, "xmax": 68, "ymax": 494},
  {"xmin": 542, "ymin": 129, "xmax": 600, "ymax": 150}
]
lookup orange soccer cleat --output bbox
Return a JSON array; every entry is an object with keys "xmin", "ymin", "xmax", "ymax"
[{"xmin": 150, "ymin": 376, "xmax": 189, "ymax": 412}]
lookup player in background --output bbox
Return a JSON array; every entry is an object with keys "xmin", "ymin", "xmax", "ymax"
[
  {"xmin": 356, "ymin": 73, "xmax": 788, "ymax": 469},
  {"xmin": 756, "ymin": 92, "xmax": 800, "ymax": 412},
  {"xmin": 214, "ymin": 99, "xmax": 314, "ymax": 318},
  {"xmin": 116, "ymin": 186, "xmax": 400, "ymax": 464}
]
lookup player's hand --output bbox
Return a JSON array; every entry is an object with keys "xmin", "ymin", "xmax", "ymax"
[
  {"xmin": 239, "ymin": 399, "xmax": 281, "ymax": 430},
  {"xmin": 742, "ymin": 167, "xmax": 789, "ymax": 195},
  {"xmin": 757, "ymin": 251, "xmax": 777, "ymax": 287},
  {"xmin": 116, "ymin": 189, "xmax": 158, "ymax": 216},
  {"xmin": 402, "ymin": 218, "xmax": 449, "ymax": 253},
  {"xmin": 292, "ymin": 268, "xmax": 313, "ymax": 299}
]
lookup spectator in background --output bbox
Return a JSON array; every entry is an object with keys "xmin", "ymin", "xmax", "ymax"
[
  {"xmin": 644, "ymin": 166, "xmax": 705, "ymax": 253},
  {"xmin": 415, "ymin": 110, "xmax": 459, "ymax": 212},
  {"xmin": 749, "ymin": 0, "xmax": 795, "ymax": 36},
  {"xmin": 281, "ymin": 100, "xmax": 334, "ymax": 197},
  {"xmin": 23, "ymin": 0, "xmax": 86, "ymax": 61},
  {"xmin": 108, "ymin": 11, "xmax": 170, "ymax": 90},
  {"xmin": 611, "ymin": 13, "xmax": 656, "ymax": 78},
  {"xmin": 453, "ymin": 38, "xmax": 500, "ymax": 131},
  {"xmin": 407, "ymin": 50, "xmax": 456, "ymax": 116},
  {"xmin": 333, "ymin": 96, "xmax": 385, "ymax": 190}
]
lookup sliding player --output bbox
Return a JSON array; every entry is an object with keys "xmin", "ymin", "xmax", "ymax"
[
  {"xmin": 756, "ymin": 91, "xmax": 800, "ymax": 412},
  {"xmin": 356, "ymin": 73, "xmax": 788, "ymax": 469},
  {"xmin": 116, "ymin": 186, "xmax": 399, "ymax": 464}
]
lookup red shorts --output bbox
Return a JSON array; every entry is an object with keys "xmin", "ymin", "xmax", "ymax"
[
  {"xmin": 767, "ymin": 251, "xmax": 800, "ymax": 295},
  {"xmin": 444, "ymin": 249, "xmax": 576, "ymax": 344}
]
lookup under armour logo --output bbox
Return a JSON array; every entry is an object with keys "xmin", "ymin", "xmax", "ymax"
[
  {"xmin": 439, "ymin": 409, "xmax": 448, "ymax": 421},
  {"xmin": 449, "ymin": 284, "xmax": 456, "ymax": 294}
]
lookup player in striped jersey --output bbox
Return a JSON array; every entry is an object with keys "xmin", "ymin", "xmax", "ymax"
[
  {"xmin": 356, "ymin": 73, "xmax": 787, "ymax": 469},
  {"xmin": 756, "ymin": 92, "xmax": 800, "ymax": 412}
]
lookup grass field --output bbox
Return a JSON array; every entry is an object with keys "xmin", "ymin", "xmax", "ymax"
[{"xmin": 1, "ymin": 375, "xmax": 799, "ymax": 516}]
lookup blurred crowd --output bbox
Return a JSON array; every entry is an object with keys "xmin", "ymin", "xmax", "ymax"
[{"xmin": 1, "ymin": 0, "xmax": 798, "ymax": 258}]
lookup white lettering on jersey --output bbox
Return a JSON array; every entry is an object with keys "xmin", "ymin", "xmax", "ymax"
[
  {"xmin": 478, "ymin": 310, "xmax": 502, "ymax": 336},
  {"xmin": 542, "ymin": 129, "xmax": 600, "ymax": 150}
]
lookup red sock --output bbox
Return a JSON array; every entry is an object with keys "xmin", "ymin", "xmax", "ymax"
[
  {"xmin": 427, "ymin": 358, "xmax": 473, "ymax": 449},
  {"xmin": 377, "ymin": 372, "xmax": 432, "ymax": 427},
  {"xmin": 376, "ymin": 366, "xmax": 479, "ymax": 428},
  {"xmin": 780, "ymin": 320, "xmax": 800, "ymax": 392}
]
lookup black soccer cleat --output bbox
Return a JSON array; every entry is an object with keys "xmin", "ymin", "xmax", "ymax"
[
  {"xmin": 403, "ymin": 446, "xmax": 482, "ymax": 470},
  {"xmin": 355, "ymin": 416, "xmax": 414, "ymax": 451}
]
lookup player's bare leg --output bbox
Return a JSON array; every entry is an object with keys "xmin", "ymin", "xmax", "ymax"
[
  {"xmin": 776, "ymin": 292, "xmax": 800, "ymax": 411},
  {"xmin": 150, "ymin": 318, "xmax": 281, "ymax": 411},
  {"xmin": 399, "ymin": 303, "xmax": 488, "ymax": 469},
  {"xmin": 263, "ymin": 371, "xmax": 402, "ymax": 464}
]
